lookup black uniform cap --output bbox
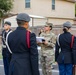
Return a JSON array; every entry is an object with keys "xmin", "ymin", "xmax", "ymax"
[{"xmin": 4, "ymin": 21, "xmax": 11, "ymax": 26}]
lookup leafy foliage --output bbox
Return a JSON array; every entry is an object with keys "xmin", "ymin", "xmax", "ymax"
[
  {"xmin": 75, "ymin": 3, "xmax": 76, "ymax": 17},
  {"xmin": 0, "ymin": 0, "xmax": 13, "ymax": 18}
]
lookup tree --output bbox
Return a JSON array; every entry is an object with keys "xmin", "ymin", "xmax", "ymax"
[
  {"xmin": 0, "ymin": 0, "xmax": 13, "ymax": 27},
  {"xmin": 75, "ymin": 3, "xmax": 76, "ymax": 17}
]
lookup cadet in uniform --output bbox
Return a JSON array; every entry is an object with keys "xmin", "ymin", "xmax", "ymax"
[
  {"xmin": 55, "ymin": 21, "xmax": 74, "ymax": 75},
  {"xmin": 7, "ymin": 13, "xmax": 40, "ymax": 75},
  {"xmin": 1, "ymin": 21, "xmax": 12, "ymax": 75},
  {"xmin": 39, "ymin": 23, "xmax": 56, "ymax": 75}
]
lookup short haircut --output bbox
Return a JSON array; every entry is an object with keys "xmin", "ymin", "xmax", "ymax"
[
  {"xmin": 50, "ymin": 26, "xmax": 52, "ymax": 30},
  {"xmin": 17, "ymin": 19, "xmax": 26, "ymax": 26}
]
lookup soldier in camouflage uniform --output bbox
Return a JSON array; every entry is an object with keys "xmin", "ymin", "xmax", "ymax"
[{"xmin": 39, "ymin": 23, "xmax": 56, "ymax": 75}]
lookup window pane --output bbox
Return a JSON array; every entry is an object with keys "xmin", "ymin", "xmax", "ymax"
[
  {"xmin": 25, "ymin": 0, "xmax": 30, "ymax": 8},
  {"xmin": 52, "ymin": 0, "xmax": 55, "ymax": 10},
  {"xmin": 26, "ymin": 3, "xmax": 30, "ymax": 8},
  {"xmin": 26, "ymin": 0, "xmax": 30, "ymax": 2},
  {"xmin": 52, "ymin": 5, "xmax": 55, "ymax": 10},
  {"xmin": 52, "ymin": 0, "xmax": 55, "ymax": 4}
]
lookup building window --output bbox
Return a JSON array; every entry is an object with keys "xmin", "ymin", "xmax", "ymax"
[
  {"xmin": 52, "ymin": 0, "xmax": 55, "ymax": 10},
  {"xmin": 25, "ymin": 0, "xmax": 30, "ymax": 8}
]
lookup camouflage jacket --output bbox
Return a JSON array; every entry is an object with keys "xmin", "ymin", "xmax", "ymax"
[{"xmin": 39, "ymin": 31, "xmax": 56, "ymax": 56}]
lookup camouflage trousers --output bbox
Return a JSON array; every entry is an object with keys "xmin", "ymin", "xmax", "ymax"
[{"xmin": 40, "ymin": 55, "xmax": 54, "ymax": 75}]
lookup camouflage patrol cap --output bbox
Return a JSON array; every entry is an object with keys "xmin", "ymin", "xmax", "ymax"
[
  {"xmin": 63, "ymin": 21, "xmax": 72, "ymax": 28},
  {"xmin": 16, "ymin": 13, "xmax": 30, "ymax": 22},
  {"xmin": 45, "ymin": 22, "xmax": 53, "ymax": 27}
]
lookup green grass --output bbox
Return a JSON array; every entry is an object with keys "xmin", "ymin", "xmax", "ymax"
[
  {"xmin": 0, "ymin": 53, "xmax": 2, "ymax": 59},
  {"xmin": 0, "ymin": 45, "xmax": 2, "ymax": 59}
]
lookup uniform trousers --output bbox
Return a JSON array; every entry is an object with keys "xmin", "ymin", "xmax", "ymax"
[
  {"xmin": 40, "ymin": 55, "xmax": 54, "ymax": 75},
  {"xmin": 3, "ymin": 55, "xmax": 11, "ymax": 75},
  {"xmin": 58, "ymin": 63, "xmax": 73, "ymax": 75}
]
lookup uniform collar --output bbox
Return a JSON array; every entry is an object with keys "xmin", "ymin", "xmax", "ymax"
[
  {"xmin": 64, "ymin": 32, "xmax": 71, "ymax": 34},
  {"xmin": 16, "ymin": 27, "xmax": 26, "ymax": 30},
  {"xmin": 7, "ymin": 29, "xmax": 11, "ymax": 32},
  {"xmin": 4, "ymin": 29, "xmax": 11, "ymax": 33},
  {"xmin": 50, "ymin": 31, "xmax": 53, "ymax": 34}
]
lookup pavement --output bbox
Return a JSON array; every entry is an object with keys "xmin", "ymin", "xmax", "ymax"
[
  {"xmin": 0, "ymin": 59, "xmax": 59, "ymax": 75},
  {"xmin": 0, "ymin": 59, "xmax": 4, "ymax": 75}
]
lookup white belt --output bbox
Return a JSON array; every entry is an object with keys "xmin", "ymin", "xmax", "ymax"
[{"xmin": 2, "ymin": 45, "xmax": 6, "ymax": 48}]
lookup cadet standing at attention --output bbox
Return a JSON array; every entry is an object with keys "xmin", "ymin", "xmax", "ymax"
[
  {"xmin": 7, "ymin": 13, "xmax": 40, "ymax": 75},
  {"xmin": 1, "ymin": 21, "xmax": 12, "ymax": 75},
  {"xmin": 55, "ymin": 21, "xmax": 74, "ymax": 75},
  {"xmin": 38, "ymin": 23, "xmax": 56, "ymax": 75}
]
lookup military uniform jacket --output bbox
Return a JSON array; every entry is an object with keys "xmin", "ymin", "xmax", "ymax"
[
  {"xmin": 55, "ymin": 32, "xmax": 75, "ymax": 64},
  {"xmin": 2, "ymin": 29, "xmax": 12, "ymax": 57},
  {"xmin": 71, "ymin": 37, "xmax": 76, "ymax": 65},
  {"xmin": 8, "ymin": 27, "xmax": 39, "ymax": 75},
  {"xmin": 40, "ymin": 31, "xmax": 56, "ymax": 56}
]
